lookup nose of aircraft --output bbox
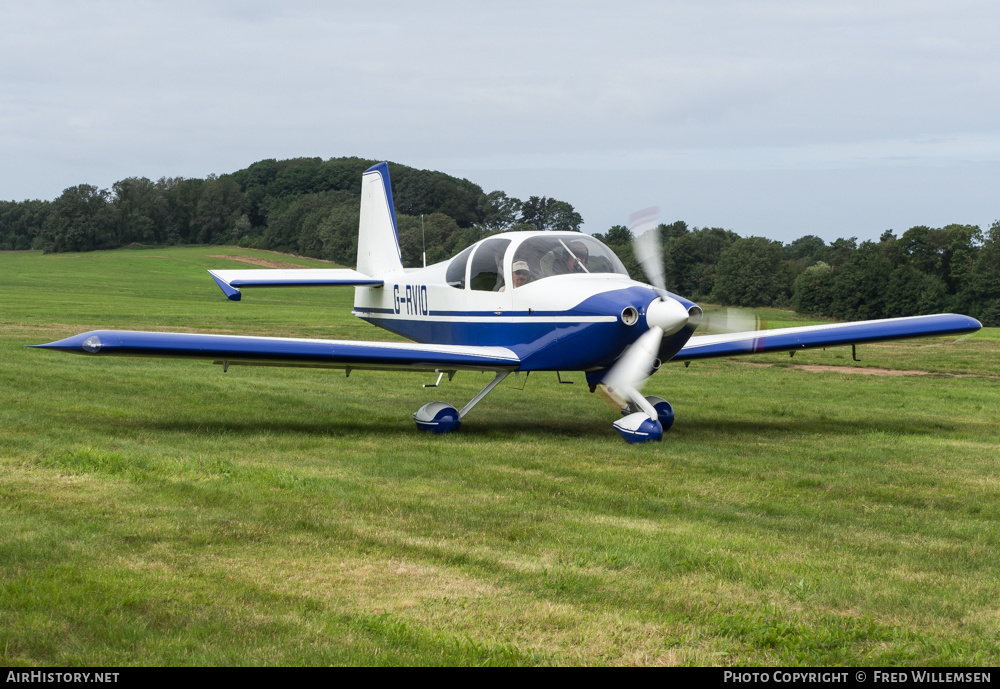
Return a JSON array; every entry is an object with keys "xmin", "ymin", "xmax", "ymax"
[{"xmin": 646, "ymin": 297, "xmax": 692, "ymax": 336}]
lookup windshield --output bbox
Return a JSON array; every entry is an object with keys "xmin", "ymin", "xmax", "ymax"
[{"xmin": 510, "ymin": 235, "xmax": 629, "ymax": 286}]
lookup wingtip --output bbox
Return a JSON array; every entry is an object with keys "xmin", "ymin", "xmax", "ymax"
[
  {"xmin": 945, "ymin": 313, "xmax": 984, "ymax": 332},
  {"xmin": 24, "ymin": 331, "xmax": 110, "ymax": 353},
  {"xmin": 25, "ymin": 341, "xmax": 74, "ymax": 351}
]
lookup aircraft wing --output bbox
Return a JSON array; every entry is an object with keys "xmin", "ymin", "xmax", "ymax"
[
  {"xmin": 30, "ymin": 330, "xmax": 519, "ymax": 373},
  {"xmin": 675, "ymin": 313, "xmax": 981, "ymax": 361},
  {"xmin": 208, "ymin": 269, "xmax": 382, "ymax": 301}
]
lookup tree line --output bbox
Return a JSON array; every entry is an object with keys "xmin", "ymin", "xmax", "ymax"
[
  {"xmin": 594, "ymin": 221, "xmax": 1000, "ymax": 326},
  {"xmin": 0, "ymin": 157, "xmax": 582, "ymax": 268},
  {"xmin": 2, "ymin": 156, "xmax": 997, "ymax": 325}
]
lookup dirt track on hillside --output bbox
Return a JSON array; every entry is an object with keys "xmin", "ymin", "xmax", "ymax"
[{"xmin": 206, "ymin": 255, "xmax": 312, "ymax": 269}]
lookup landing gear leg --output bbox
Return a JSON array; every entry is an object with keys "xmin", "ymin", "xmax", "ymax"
[
  {"xmin": 413, "ymin": 371, "xmax": 511, "ymax": 433},
  {"xmin": 628, "ymin": 395, "xmax": 674, "ymax": 430},
  {"xmin": 459, "ymin": 371, "xmax": 510, "ymax": 419}
]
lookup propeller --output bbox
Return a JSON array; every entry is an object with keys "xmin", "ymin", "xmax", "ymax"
[
  {"xmin": 630, "ymin": 207, "xmax": 666, "ymax": 293},
  {"xmin": 601, "ymin": 324, "xmax": 665, "ymax": 413},
  {"xmin": 697, "ymin": 307, "xmax": 763, "ymax": 335},
  {"xmin": 629, "ymin": 207, "xmax": 763, "ymax": 336},
  {"xmin": 629, "ymin": 207, "xmax": 694, "ymax": 339},
  {"xmin": 599, "ymin": 209, "xmax": 691, "ymax": 420},
  {"xmin": 603, "ymin": 208, "xmax": 764, "ymax": 420}
]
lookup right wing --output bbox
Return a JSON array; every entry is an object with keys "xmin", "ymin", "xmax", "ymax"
[
  {"xmin": 675, "ymin": 313, "xmax": 981, "ymax": 361},
  {"xmin": 30, "ymin": 330, "xmax": 519, "ymax": 373},
  {"xmin": 208, "ymin": 269, "xmax": 382, "ymax": 301}
]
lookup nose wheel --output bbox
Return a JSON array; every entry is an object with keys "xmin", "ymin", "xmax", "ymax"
[
  {"xmin": 613, "ymin": 396, "xmax": 674, "ymax": 443},
  {"xmin": 613, "ymin": 413, "xmax": 663, "ymax": 443}
]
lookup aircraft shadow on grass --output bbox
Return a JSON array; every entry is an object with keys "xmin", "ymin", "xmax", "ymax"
[{"xmin": 114, "ymin": 409, "xmax": 963, "ymax": 444}]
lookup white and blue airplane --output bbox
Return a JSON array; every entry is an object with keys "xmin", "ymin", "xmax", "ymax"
[{"xmin": 33, "ymin": 163, "xmax": 982, "ymax": 443}]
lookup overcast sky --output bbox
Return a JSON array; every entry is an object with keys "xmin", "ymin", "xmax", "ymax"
[{"xmin": 3, "ymin": 1, "xmax": 998, "ymax": 242}]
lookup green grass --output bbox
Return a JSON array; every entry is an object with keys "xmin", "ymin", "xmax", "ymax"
[{"xmin": 2, "ymin": 247, "xmax": 999, "ymax": 666}]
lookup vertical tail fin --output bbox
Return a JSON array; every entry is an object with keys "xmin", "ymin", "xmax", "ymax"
[{"xmin": 356, "ymin": 162, "xmax": 404, "ymax": 277}]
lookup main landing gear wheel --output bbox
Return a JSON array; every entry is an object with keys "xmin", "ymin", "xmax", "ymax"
[
  {"xmin": 413, "ymin": 371, "xmax": 510, "ymax": 434},
  {"xmin": 413, "ymin": 402, "xmax": 461, "ymax": 433}
]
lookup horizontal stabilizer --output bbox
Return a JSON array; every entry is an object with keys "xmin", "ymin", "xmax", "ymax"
[
  {"xmin": 30, "ymin": 330, "xmax": 519, "ymax": 372},
  {"xmin": 675, "ymin": 313, "xmax": 981, "ymax": 361},
  {"xmin": 208, "ymin": 269, "xmax": 382, "ymax": 301}
]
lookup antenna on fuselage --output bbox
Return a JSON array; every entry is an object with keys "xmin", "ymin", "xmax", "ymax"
[{"xmin": 421, "ymin": 214, "xmax": 426, "ymax": 268}]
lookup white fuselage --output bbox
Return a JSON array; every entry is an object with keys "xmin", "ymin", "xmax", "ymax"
[{"xmin": 352, "ymin": 231, "xmax": 698, "ymax": 373}]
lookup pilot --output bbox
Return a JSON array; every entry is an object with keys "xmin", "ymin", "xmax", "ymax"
[
  {"xmin": 557, "ymin": 241, "xmax": 589, "ymax": 274},
  {"xmin": 500, "ymin": 260, "xmax": 532, "ymax": 291}
]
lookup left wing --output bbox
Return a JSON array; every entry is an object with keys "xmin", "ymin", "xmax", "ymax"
[
  {"xmin": 30, "ymin": 330, "xmax": 519, "ymax": 373},
  {"xmin": 208, "ymin": 269, "xmax": 383, "ymax": 301},
  {"xmin": 675, "ymin": 313, "xmax": 981, "ymax": 361}
]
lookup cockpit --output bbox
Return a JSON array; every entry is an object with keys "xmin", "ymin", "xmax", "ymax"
[{"xmin": 446, "ymin": 234, "xmax": 629, "ymax": 291}]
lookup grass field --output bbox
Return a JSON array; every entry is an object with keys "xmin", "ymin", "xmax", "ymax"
[{"xmin": 1, "ymin": 246, "xmax": 999, "ymax": 666}]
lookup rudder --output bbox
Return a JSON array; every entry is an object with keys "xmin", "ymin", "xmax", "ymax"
[{"xmin": 356, "ymin": 162, "xmax": 404, "ymax": 277}]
